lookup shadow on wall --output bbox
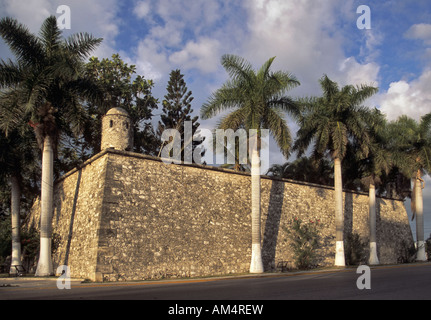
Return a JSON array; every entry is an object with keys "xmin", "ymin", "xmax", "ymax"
[
  {"xmin": 51, "ymin": 169, "xmax": 82, "ymax": 271},
  {"xmin": 344, "ymin": 192, "xmax": 354, "ymax": 236},
  {"xmin": 377, "ymin": 198, "xmax": 416, "ymax": 263},
  {"xmin": 262, "ymin": 180, "xmax": 284, "ymax": 271},
  {"xmin": 63, "ymin": 169, "xmax": 82, "ymax": 267}
]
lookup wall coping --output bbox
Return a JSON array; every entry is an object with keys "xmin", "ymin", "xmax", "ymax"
[{"xmin": 56, "ymin": 148, "xmax": 405, "ymax": 202}]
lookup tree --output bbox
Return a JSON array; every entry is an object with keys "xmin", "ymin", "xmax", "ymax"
[
  {"xmin": 0, "ymin": 132, "xmax": 27, "ymax": 273},
  {"xmin": 0, "ymin": 127, "xmax": 39, "ymax": 274},
  {"xmin": 84, "ymin": 54, "xmax": 159, "ymax": 157},
  {"xmin": 357, "ymin": 109, "xmax": 393, "ymax": 265},
  {"xmin": 266, "ymin": 156, "xmax": 334, "ymax": 186},
  {"xmin": 294, "ymin": 75, "xmax": 378, "ymax": 266},
  {"xmin": 0, "ymin": 136, "xmax": 22, "ymax": 274},
  {"xmin": 201, "ymin": 54, "xmax": 300, "ymax": 273},
  {"xmin": 388, "ymin": 114, "xmax": 431, "ymax": 261},
  {"xmin": 0, "ymin": 16, "xmax": 102, "ymax": 276},
  {"xmin": 157, "ymin": 69, "xmax": 203, "ymax": 161}
]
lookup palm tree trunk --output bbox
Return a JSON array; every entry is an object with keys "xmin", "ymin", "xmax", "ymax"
[
  {"xmin": 35, "ymin": 135, "xmax": 54, "ymax": 276},
  {"xmin": 334, "ymin": 157, "xmax": 345, "ymax": 266},
  {"xmin": 9, "ymin": 175, "xmax": 23, "ymax": 274},
  {"xmin": 249, "ymin": 140, "xmax": 263, "ymax": 273},
  {"xmin": 368, "ymin": 180, "xmax": 379, "ymax": 265},
  {"xmin": 415, "ymin": 170, "xmax": 426, "ymax": 261}
]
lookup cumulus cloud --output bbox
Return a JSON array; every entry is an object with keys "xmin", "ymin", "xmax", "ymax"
[
  {"xmin": 240, "ymin": 0, "xmax": 380, "ymax": 98},
  {"xmin": 405, "ymin": 23, "xmax": 431, "ymax": 45},
  {"xmin": 0, "ymin": 0, "xmax": 53, "ymax": 32},
  {"xmin": 133, "ymin": 1, "xmax": 151, "ymax": 19},
  {"xmin": 129, "ymin": 0, "xmax": 241, "ymax": 81},
  {"xmin": 379, "ymin": 70, "xmax": 431, "ymax": 121},
  {"xmin": 377, "ymin": 22, "xmax": 431, "ymax": 122},
  {"xmin": 0, "ymin": 0, "xmax": 120, "ymax": 59},
  {"xmin": 133, "ymin": 38, "xmax": 170, "ymax": 81},
  {"xmin": 338, "ymin": 57, "xmax": 380, "ymax": 88},
  {"xmin": 169, "ymin": 38, "xmax": 221, "ymax": 74}
]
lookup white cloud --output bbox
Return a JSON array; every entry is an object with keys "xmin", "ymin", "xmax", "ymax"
[
  {"xmin": 134, "ymin": 38, "xmax": 169, "ymax": 81},
  {"xmin": 0, "ymin": 0, "xmax": 121, "ymax": 59},
  {"xmin": 64, "ymin": 0, "xmax": 120, "ymax": 58},
  {"xmin": 133, "ymin": 1, "xmax": 151, "ymax": 19},
  {"xmin": 338, "ymin": 57, "xmax": 380, "ymax": 87},
  {"xmin": 148, "ymin": 20, "xmax": 184, "ymax": 48},
  {"xmin": 126, "ymin": 0, "xmax": 245, "ymax": 106},
  {"xmin": 169, "ymin": 38, "xmax": 221, "ymax": 73},
  {"xmin": 241, "ymin": 0, "xmax": 380, "ymax": 98},
  {"xmin": 359, "ymin": 30, "xmax": 383, "ymax": 63},
  {"xmin": 377, "ymin": 22, "xmax": 431, "ymax": 122},
  {"xmin": 405, "ymin": 23, "xmax": 431, "ymax": 45},
  {"xmin": 1, "ymin": 0, "xmax": 53, "ymax": 32},
  {"xmin": 379, "ymin": 70, "xmax": 431, "ymax": 121}
]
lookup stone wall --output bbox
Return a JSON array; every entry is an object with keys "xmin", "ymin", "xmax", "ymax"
[
  {"xmin": 26, "ymin": 149, "xmax": 414, "ymax": 281},
  {"xmin": 26, "ymin": 153, "xmax": 108, "ymax": 279}
]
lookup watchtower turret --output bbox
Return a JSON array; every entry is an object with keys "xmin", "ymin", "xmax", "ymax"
[{"xmin": 101, "ymin": 107, "xmax": 133, "ymax": 151}]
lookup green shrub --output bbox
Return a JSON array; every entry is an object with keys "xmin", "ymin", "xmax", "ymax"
[
  {"xmin": 345, "ymin": 233, "xmax": 366, "ymax": 265},
  {"xmin": 0, "ymin": 218, "xmax": 12, "ymax": 264},
  {"xmin": 397, "ymin": 239, "xmax": 416, "ymax": 263},
  {"xmin": 284, "ymin": 218, "xmax": 320, "ymax": 270}
]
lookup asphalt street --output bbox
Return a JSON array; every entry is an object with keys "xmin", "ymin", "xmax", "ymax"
[{"xmin": 1, "ymin": 262, "xmax": 430, "ymax": 301}]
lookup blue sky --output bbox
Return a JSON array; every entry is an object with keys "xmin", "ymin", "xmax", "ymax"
[{"xmin": 1, "ymin": 0, "xmax": 431, "ymax": 238}]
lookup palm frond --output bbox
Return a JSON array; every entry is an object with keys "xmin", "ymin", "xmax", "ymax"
[
  {"xmin": 0, "ymin": 17, "xmax": 44, "ymax": 65},
  {"xmin": 201, "ymin": 81, "xmax": 244, "ymax": 119},
  {"xmin": 39, "ymin": 16, "xmax": 62, "ymax": 58},
  {"xmin": 257, "ymin": 56, "xmax": 276, "ymax": 81},
  {"xmin": 269, "ymin": 96, "xmax": 300, "ymax": 119},
  {"xmin": 0, "ymin": 89, "xmax": 27, "ymax": 135},
  {"xmin": 352, "ymin": 84, "xmax": 379, "ymax": 104},
  {"xmin": 217, "ymin": 107, "xmax": 248, "ymax": 131},
  {"xmin": 65, "ymin": 33, "xmax": 103, "ymax": 60},
  {"xmin": 221, "ymin": 54, "xmax": 253, "ymax": 83},
  {"xmin": 0, "ymin": 59, "xmax": 24, "ymax": 87},
  {"xmin": 265, "ymin": 108, "xmax": 292, "ymax": 158},
  {"xmin": 319, "ymin": 74, "xmax": 339, "ymax": 102}
]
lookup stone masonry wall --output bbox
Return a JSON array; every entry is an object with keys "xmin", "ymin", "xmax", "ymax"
[
  {"xmin": 26, "ymin": 149, "xmax": 414, "ymax": 281},
  {"xmin": 26, "ymin": 153, "xmax": 108, "ymax": 280}
]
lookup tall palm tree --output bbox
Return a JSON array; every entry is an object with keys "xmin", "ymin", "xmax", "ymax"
[
  {"xmin": 294, "ymin": 75, "xmax": 378, "ymax": 266},
  {"xmin": 201, "ymin": 54, "xmax": 300, "ymax": 273},
  {"xmin": 358, "ymin": 109, "xmax": 393, "ymax": 265},
  {"xmin": 0, "ymin": 127, "xmax": 39, "ymax": 274},
  {"xmin": 0, "ymin": 16, "xmax": 102, "ymax": 276},
  {"xmin": 388, "ymin": 114, "xmax": 431, "ymax": 261}
]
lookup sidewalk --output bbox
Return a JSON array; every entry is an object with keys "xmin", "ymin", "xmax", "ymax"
[{"xmin": 0, "ymin": 276, "xmax": 84, "ymax": 289}]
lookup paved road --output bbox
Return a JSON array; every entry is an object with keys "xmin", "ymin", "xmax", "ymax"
[{"xmin": 1, "ymin": 263, "xmax": 430, "ymax": 301}]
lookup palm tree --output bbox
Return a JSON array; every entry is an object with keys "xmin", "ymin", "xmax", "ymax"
[
  {"xmin": 0, "ymin": 127, "xmax": 39, "ymax": 274},
  {"xmin": 0, "ymin": 16, "xmax": 102, "ymax": 276},
  {"xmin": 201, "ymin": 54, "xmax": 300, "ymax": 273},
  {"xmin": 266, "ymin": 156, "xmax": 334, "ymax": 186},
  {"xmin": 294, "ymin": 75, "xmax": 378, "ymax": 266},
  {"xmin": 358, "ymin": 109, "xmax": 393, "ymax": 265},
  {"xmin": 388, "ymin": 114, "xmax": 431, "ymax": 261},
  {"xmin": 0, "ymin": 132, "xmax": 23, "ymax": 275}
]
